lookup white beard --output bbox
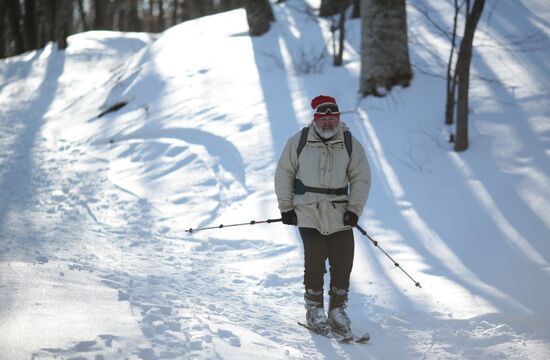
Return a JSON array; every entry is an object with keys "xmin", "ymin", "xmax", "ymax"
[{"xmin": 314, "ymin": 122, "xmax": 339, "ymax": 139}]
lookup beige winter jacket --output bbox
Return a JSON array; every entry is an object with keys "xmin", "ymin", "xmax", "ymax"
[{"xmin": 274, "ymin": 122, "xmax": 371, "ymax": 235}]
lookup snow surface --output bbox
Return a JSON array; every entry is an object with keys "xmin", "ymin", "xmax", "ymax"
[{"xmin": 1, "ymin": 0, "xmax": 549, "ymax": 359}]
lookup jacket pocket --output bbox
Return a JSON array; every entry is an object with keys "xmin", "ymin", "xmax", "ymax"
[
  {"xmin": 294, "ymin": 202, "xmax": 320, "ymax": 228},
  {"xmin": 327, "ymin": 200, "xmax": 348, "ymax": 229}
]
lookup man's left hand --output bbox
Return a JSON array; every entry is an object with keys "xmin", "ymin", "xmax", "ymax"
[{"xmin": 343, "ymin": 211, "xmax": 358, "ymax": 227}]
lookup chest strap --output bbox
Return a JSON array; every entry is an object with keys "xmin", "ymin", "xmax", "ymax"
[{"xmin": 294, "ymin": 179, "xmax": 348, "ymax": 196}]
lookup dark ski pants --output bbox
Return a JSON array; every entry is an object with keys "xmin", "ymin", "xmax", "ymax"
[{"xmin": 299, "ymin": 227, "xmax": 354, "ymax": 292}]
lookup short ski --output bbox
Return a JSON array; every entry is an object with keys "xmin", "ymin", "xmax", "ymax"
[{"xmin": 298, "ymin": 321, "xmax": 370, "ymax": 343}]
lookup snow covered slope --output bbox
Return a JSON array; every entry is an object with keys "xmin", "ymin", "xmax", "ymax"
[{"xmin": 1, "ymin": 0, "xmax": 549, "ymax": 359}]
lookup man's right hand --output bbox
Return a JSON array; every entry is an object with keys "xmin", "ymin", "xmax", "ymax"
[{"xmin": 281, "ymin": 210, "xmax": 298, "ymax": 225}]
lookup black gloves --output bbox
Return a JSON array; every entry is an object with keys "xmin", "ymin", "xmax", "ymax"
[
  {"xmin": 343, "ymin": 211, "xmax": 358, "ymax": 227},
  {"xmin": 281, "ymin": 209, "xmax": 298, "ymax": 225}
]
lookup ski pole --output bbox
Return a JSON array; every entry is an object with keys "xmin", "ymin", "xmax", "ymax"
[
  {"xmin": 355, "ymin": 224, "xmax": 422, "ymax": 288},
  {"xmin": 185, "ymin": 218, "xmax": 282, "ymax": 233}
]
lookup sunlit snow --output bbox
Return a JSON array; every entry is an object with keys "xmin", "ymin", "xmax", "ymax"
[{"xmin": 1, "ymin": 1, "xmax": 549, "ymax": 359}]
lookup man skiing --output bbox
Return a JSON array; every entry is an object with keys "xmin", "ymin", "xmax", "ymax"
[{"xmin": 274, "ymin": 95, "xmax": 371, "ymax": 339}]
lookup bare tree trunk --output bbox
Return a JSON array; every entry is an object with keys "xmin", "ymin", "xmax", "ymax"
[
  {"xmin": 334, "ymin": 0, "xmax": 350, "ymax": 66},
  {"xmin": 182, "ymin": 0, "xmax": 193, "ymax": 21},
  {"xmin": 320, "ymin": 0, "xmax": 339, "ymax": 17},
  {"xmin": 77, "ymin": 0, "xmax": 89, "ymax": 31},
  {"xmin": 47, "ymin": 1, "xmax": 58, "ymax": 41},
  {"xmin": 149, "ymin": 0, "xmax": 154, "ymax": 16},
  {"xmin": 445, "ymin": 0, "xmax": 460, "ymax": 126},
  {"xmin": 158, "ymin": 0, "xmax": 165, "ymax": 31},
  {"xmin": 220, "ymin": 0, "xmax": 233, "ymax": 11},
  {"xmin": 94, "ymin": 0, "xmax": 108, "ymax": 29},
  {"xmin": 454, "ymin": 0, "xmax": 485, "ymax": 152},
  {"xmin": 195, "ymin": 0, "xmax": 206, "ymax": 16},
  {"xmin": 145, "ymin": 0, "xmax": 154, "ymax": 31},
  {"xmin": 34, "ymin": 1, "xmax": 49, "ymax": 48},
  {"xmin": 55, "ymin": 0, "xmax": 69, "ymax": 49},
  {"xmin": 203, "ymin": 0, "xmax": 214, "ymax": 16},
  {"xmin": 24, "ymin": 0, "xmax": 38, "ymax": 50},
  {"xmin": 351, "ymin": 0, "xmax": 360, "ymax": 19},
  {"xmin": 5, "ymin": 0, "xmax": 26, "ymax": 54},
  {"xmin": 117, "ymin": 8, "xmax": 127, "ymax": 30},
  {"xmin": 221, "ymin": 0, "xmax": 246, "ymax": 11},
  {"xmin": 244, "ymin": 0, "xmax": 275, "ymax": 37},
  {"xmin": 359, "ymin": 0, "xmax": 412, "ymax": 97},
  {"xmin": 94, "ymin": 0, "xmax": 114, "ymax": 30},
  {"xmin": 172, "ymin": 0, "xmax": 179, "ymax": 25},
  {"xmin": 0, "ymin": 1, "xmax": 6, "ymax": 58},
  {"xmin": 128, "ymin": 0, "xmax": 141, "ymax": 31},
  {"xmin": 106, "ymin": 1, "xmax": 115, "ymax": 29}
]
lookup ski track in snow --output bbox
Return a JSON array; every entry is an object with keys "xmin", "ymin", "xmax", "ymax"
[{"xmin": 1, "ymin": 1, "xmax": 550, "ymax": 359}]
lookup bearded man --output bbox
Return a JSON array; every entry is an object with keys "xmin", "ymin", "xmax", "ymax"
[{"xmin": 274, "ymin": 95, "xmax": 372, "ymax": 338}]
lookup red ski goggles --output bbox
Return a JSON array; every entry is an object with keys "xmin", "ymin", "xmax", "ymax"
[{"xmin": 314, "ymin": 103, "xmax": 340, "ymax": 115}]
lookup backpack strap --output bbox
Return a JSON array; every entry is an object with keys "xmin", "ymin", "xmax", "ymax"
[
  {"xmin": 343, "ymin": 130, "xmax": 352, "ymax": 158},
  {"xmin": 297, "ymin": 126, "xmax": 352, "ymax": 158},
  {"xmin": 297, "ymin": 127, "xmax": 309, "ymax": 158}
]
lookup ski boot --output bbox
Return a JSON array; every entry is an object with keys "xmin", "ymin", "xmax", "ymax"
[
  {"xmin": 304, "ymin": 289, "xmax": 331, "ymax": 336},
  {"xmin": 328, "ymin": 287, "xmax": 352, "ymax": 339}
]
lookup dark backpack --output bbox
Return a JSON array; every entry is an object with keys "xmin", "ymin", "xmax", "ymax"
[{"xmin": 296, "ymin": 127, "xmax": 352, "ymax": 158}]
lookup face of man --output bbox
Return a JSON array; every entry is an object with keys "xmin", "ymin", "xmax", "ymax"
[{"xmin": 314, "ymin": 115, "xmax": 340, "ymax": 139}]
